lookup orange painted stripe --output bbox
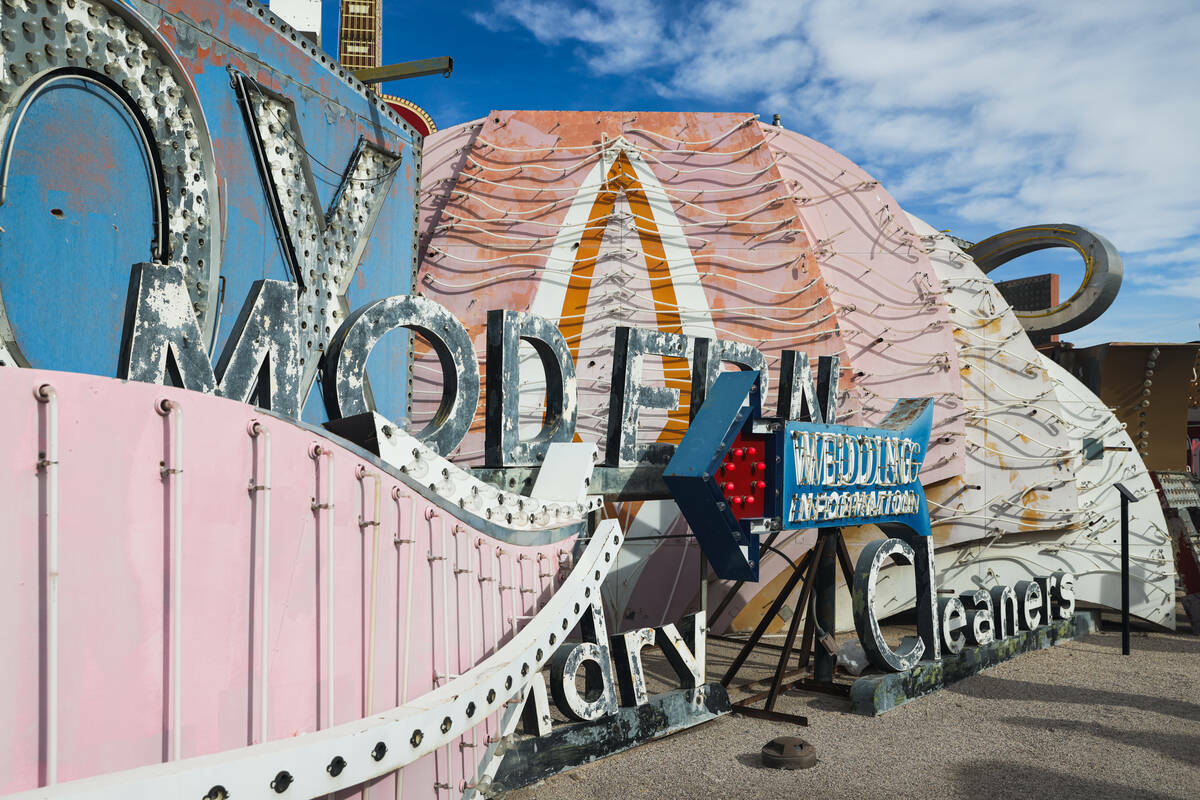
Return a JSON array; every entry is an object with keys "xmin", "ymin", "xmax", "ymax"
[{"xmin": 555, "ymin": 151, "xmax": 699, "ymax": 531}]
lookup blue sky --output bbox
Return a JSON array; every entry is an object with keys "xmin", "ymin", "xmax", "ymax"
[{"xmin": 319, "ymin": 0, "xmax": 1199, "ymax": 346}]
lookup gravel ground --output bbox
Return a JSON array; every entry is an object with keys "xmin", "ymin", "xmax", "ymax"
[{"xmin": 507, "ymin": 617, "xmax": 1200, "ymax": 799}]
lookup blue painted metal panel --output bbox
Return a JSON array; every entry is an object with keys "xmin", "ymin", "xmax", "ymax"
[
  {"xmin": 781, "ymin": 399, "xmax": 933, "ymax": 538},
  {"xmin": 0, "ymin": 79, "xmax": 156, "ymax": 375},
  {"xmin": 0, "ymin": 0, "xmax": 418, "ymax": 424},
  {"xmin": 663, "ymin": 370, "xmax": 765, "ymax": 581},
  {"xmin": 665, "ymin": 367, "xmax": 934, "ymax": 579}
]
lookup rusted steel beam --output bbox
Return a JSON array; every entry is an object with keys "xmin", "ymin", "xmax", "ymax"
[
  {"xmin": 353, "ymin": 56, "xmax": 453, "ymax": 84},
  {"xmin": 768, "ymin": 534, "xmax": 835, "ymax": 710},
  {"xmin": 794, "ymin": 679, "xmax": 852, "ymax": 698},
  {"xmin": 765, "ymin": 536, "xmax": 827, "ymax": 710},
  {"xmin": 710, "ymin": 633, "xmax": 787, "ymax": 651},
  {"xmin": 706, "ymin": 530, "xmax": 782, "ymax": 627},
  {"xmin": 731, "ymin": 669, "xmax": 807, "ymax": 697},
  {"xmin": 734, "ymin": 675, "xmax": 806, "ymax": 707},
  {"xmin": 813, "ymin": 531, "xmax": 839, "ymax": 683},
  {"xmin": 793, "ymin": 594, "xmax": 817, "ymax": 673},
  {"xmin": 836, "ymin": 532, "xmax": 857, "ymax": 588},
  {"xmin": 720, "ymin": 548, "xmax": 813, "ymax": 686}
]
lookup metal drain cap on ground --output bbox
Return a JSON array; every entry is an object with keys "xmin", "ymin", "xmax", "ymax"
[{"xmin": 761, "ymin": 736, "xmax": 817, "ymax": 769}]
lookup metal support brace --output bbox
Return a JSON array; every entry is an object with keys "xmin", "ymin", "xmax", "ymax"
[{"xmin": 723, "ymin": 528, "xmax": 858, "ymax": 722}]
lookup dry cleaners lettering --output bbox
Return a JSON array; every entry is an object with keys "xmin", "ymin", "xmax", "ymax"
[{"xmin": 851, "ymin": 533, "xmax": 1077, "ymax": 672}]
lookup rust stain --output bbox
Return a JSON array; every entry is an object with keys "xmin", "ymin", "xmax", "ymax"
[{"xmin": 415, "ymin": 111, "xmax": 857, "ymax": 475}]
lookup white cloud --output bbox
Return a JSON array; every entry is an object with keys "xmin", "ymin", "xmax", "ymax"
[
  {"xmin": 480, "ymin": 0, "xmax": 1200, "ymax": 265},
  {"xmin": 473, "ymin": 0, "xmax": 672, "ymax": 74},
  {"xmin": 1139, "ymin": 244, "xmax": 1200, "ymax": 268}
]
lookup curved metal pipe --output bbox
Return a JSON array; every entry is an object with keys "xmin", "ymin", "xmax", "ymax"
[
  {"xmin": 35, "ymin": 384, "xmax": 58, "ymax": 785},
  {"xmin": 156, "ymin": 398, "xmax": 184, "ymax": 760},
  {"xmin": 966, "ymin": 223, "xmax": 1122, "ymax": 336}
]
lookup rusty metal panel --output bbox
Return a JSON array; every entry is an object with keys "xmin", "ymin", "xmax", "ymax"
[
  {"xmin": 0, "ymin": 0, "xmax": 420, "ymax": 426},
  {"xmin": 1074, "ymin": 342, "xmax": 1200, "ymax": 471}
]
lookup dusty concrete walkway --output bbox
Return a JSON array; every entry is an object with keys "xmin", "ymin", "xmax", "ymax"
[{"xmin": 507, "ymin": 623, "xmax": 1200, "ymax": 799}]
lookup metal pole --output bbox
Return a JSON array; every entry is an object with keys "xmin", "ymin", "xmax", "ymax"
[
  {"xmin": 1121, "ymin": 493, "xmax": 1130, "ymax": 656},
  {"xmin": 720, "ymin": 550, "xmax": 813, "ymax": 686},
  {"xmin": 699, "ymin": 555, "xmax": 708, "ymax": 684},
  {"xmin": 35, "ymin": 385, "xmax": 59, "ymax": 785},
  {"xmin": 1114, "ymin": 481, "xmax": 1138, "ymax": 657},
  {"xmin": 813, "ymin": 530, "xmax": 838, "ymax": 682},
  {"xmin": 353, "ymin": 56, "xmax": 454, "ymax": 84}
]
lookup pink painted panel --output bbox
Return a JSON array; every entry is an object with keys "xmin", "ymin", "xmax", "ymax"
[
  {"xmin": 0, "ymin": 369, "xmax": 574, "ymax": 795},
  {"xmin": 769, "ymin": 125, "xmax": 964, "ymax": 484}
]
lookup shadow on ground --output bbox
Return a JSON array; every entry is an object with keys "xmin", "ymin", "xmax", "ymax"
[
  {"xmin": 1083, "ymin": 630, "xmax": 1200, "ymax": 655},
  {"xmin": 952, "ymin": 759, "xmax": 1184, "ymax": 800},
  {"xmin": 733, "ymin": 752, "xmax": 769, "ymax": 770},
  {"xmin": 948, "ymin": 673, "xmax": 1200, "ymax": 722},
  {"xmin": 999, "ymin": 715, "xmax": 1200, "ymax": 768}
]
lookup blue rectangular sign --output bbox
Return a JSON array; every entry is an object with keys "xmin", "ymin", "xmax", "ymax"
[{"xmin": 781, "ymin": 400, "xmax": 933, "ymax": 537}]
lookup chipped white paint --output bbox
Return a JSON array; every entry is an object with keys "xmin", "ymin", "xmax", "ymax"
[{"xmin": 371, "ymin": 413, "xmax": 602, "ymax": 532}]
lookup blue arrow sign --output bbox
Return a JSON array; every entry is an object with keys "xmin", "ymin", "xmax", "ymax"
[
  {"xmin": 662, "ymin": 370, "xmax": 765, "ymax": 581},
  {"xmin": 664, "ymin": 370, "xmax": 933, "ymax": 581}
]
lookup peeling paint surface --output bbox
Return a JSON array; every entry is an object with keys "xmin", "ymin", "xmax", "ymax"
[
  {"xmin": 0, "ymin": 369, "xmax": 603, "ymax": 795},
  {"xmin": 0, "ymin": 0, "xmax": 419, "ymax": 425},
  {"xmin": 325, "ymin": 294, "xmax": 477, "ymax": 456},
  {"xmin": 850, "ymin": 613, "xmax": 1097, "ymax": 716},
  {"xmin": 0, "ymin": 1, "xmax": 1182, "ymax": 794},
  {"xmin": 491, "ymin": 683, "xmax": 731, "ymax": 794},
  {"xmin": 485, "ymin": 309, "xmax": 578, "ymax": 466},
  {"xmin": 417, "ymin": 113, "xmax": 1174, "ymax": 638}
]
